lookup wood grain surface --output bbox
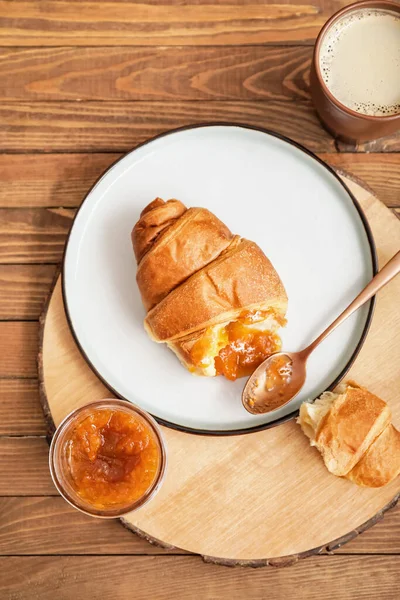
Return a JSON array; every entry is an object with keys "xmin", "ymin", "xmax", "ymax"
[
  {"xmin": 1, "ymin": 101, "xmax": 399, "ymax": 153},
  {"xmin": 0, "ymin": 100, "xmax": 336, "ymax": 153},
  {"xmin": 1, "ymin": 0, "xmax": 400, "ymax": 597},
  {"xmin": 0, "ymin": 1, "xmax": 350, "ymax": 47},
  {"xmin": 1, "ymin": 556, "xmax": 399, "ymax": 600},
  {"xmin": 0, "ymin": 208, "xmax": 74, "ymax": 263},
  {"xmin": 0, "ymin": 380, "xmax": 45, "ymax": 435},
  {"xmin": 0, "ymin": 437, "xmax": 52, "ymax": 495},
  {"xmin": 0, "ymin": 265, "xmax": 56, "ymax": 319},
  {"xmin": 0, "ymin": 322, "xmax": 38, "ymax": 377},
  {"xmin": 0, "ymin": 46, "xmax": 312, "ymax": 101}
]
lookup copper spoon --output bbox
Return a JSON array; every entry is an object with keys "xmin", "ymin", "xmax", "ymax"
[{"xmin": 242, "ymin": 250, "xmax": 400, "ymax": 415}]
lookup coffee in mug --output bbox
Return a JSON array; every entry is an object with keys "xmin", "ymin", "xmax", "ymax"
[
  {"xmin": 320, "ymin": 8, "xmax": 400, "ymax": 117},
  {"xmin": 310, "ymin": 1, "xmax": 400, "ymax": 143}
]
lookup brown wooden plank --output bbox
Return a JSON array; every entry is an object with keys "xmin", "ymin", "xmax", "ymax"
[
  {"xmin": 0, "ymin": 322, "xmax": 38, "ymax": 378},
  {"xmin": 1, "ymin": 555, "xmax": 399, "ymax": 599},
  {"xmin": 0, "ymin": 496, "xmax": 398, "ymax": 556},
  {"xmin": 0, "ymin": 1, "xmax": 349, "ymax": 47},
  {"xmin": 0, "ymin": 100, "xmax": 333, "ymax": 153},
  {"xmin": 0, "ymin": 208, "xmax": 74, "ymax": 264},
  {"xmin": 1, "ymin": 101, "xmax": 399, "ymax": 153},
  {"xmin": 0, "ymin": 153, "xmax": 118, "ymax": 208},
  {"xmin": 0, "ymin": 438, "xmax": 53, "ymax": 495},
  {"xmin": 0, "ymin": 265, "xmax": 56, "ymax": 319},
  {"xmin": 0, "ymin": 46, "xmax": 311, "ymax": 101},
  {"xmin": 0, "ymin": 497, "xmax": 183, "ymax": 555},
  {"xmin": 0, "ymin": 380, "xmax": 45, "ymax": 435},
  {"xmin": 2, "ymin": 153, "xmax": 400, "ymax": 210},
  {"xmin": 319, "ymin": 154, "xmax": 400, "ymax": 208}
]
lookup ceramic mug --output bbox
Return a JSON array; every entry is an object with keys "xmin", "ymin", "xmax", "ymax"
[{"xmin": 310, "ymin": 0, "xmax": 400, "ymax": 143}]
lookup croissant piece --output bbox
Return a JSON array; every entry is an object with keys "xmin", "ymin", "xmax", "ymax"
[
  {"xmin": 132, "ymin": 198, "xmax": 288, "ymax": 380},
  {"xmin": 298, "ymin": 382, "xmax": 399, "ymax": 487},
  {"xmin": 346, "ymin": 424, "xmax": 400, "ymax": 488}
]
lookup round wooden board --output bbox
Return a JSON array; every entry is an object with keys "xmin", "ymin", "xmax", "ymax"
[{"xmin": 39, "ymin": 175, "xmax": 400, "ymax": 566}]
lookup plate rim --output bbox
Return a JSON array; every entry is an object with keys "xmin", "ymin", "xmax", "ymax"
[{"xmin": 61, "ymin": 122, "xmax": 378, "ymax": 436}]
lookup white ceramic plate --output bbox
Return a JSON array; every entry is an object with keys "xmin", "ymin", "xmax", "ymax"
[{"xmin": 63, "ymin": 125, "xmax": 376, "ymax": 434}]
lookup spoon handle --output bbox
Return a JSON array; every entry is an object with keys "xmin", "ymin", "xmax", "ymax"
[{"xmin": 302, "ymin": 250, "xmax": 400, "ymax": 358}]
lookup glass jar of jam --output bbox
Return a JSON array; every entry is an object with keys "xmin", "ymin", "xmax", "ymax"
[{"xmin": 49, "ymin": 399, "xmax": 167, "ymax": 518}]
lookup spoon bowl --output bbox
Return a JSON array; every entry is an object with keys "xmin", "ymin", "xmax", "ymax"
[{"xmin": 242, "ymin": 351, "xmax": 307, "ymax": 415}]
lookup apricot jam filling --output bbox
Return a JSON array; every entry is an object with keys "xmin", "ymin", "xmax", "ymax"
[
  {"xmin": 214, "ymin": 322, "xmax": 282, "ymax": 381},
  {"xmin": 190, "ymin": 310, "xmax": 285, "ymax": 381},
  {"xmin": 64, "ymin": 409, "xmax": 160, "ymax": 509}
]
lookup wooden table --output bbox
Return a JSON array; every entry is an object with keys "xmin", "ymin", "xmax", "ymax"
[{"xmin": 0, "ymin": 2, "xmax": 399, "ymax": 598}]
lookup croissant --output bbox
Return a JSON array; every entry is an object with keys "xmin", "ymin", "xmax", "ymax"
[
  {"xmin": 132, "ymin": 198, "xmax": 288, "ymax": 380},
  {"xmin": 298, "ymin": 382, "xmax": 400, "ymax": 487}
]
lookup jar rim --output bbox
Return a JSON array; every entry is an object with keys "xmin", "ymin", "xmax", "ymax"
[{"xmin": 49, "ymin": 399, "xmax": 167, "ymax": 518}]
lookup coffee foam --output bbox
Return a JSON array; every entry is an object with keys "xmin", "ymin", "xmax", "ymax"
[{"xmin": 320, "ymin": 8, "xmax": 400, "ymax": 117}]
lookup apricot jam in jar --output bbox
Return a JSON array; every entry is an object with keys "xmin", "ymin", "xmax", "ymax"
[{"xmin": 49, "ymin": 400, "xmax": 166, "ymax": 518}]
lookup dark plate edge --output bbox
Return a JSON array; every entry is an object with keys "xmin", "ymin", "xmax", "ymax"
[{"xmin": 60, "ymin": 122, "xmax": 378, "ymax": 437}]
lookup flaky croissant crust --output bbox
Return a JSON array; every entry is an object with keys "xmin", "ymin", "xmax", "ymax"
[
  {"xmin": 298, "ymin": 383, "xmax": 400, "ymax": 488},
  {"xmin": 133, "ymin": 198, "xmax": 234, "ymax": 312}
]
